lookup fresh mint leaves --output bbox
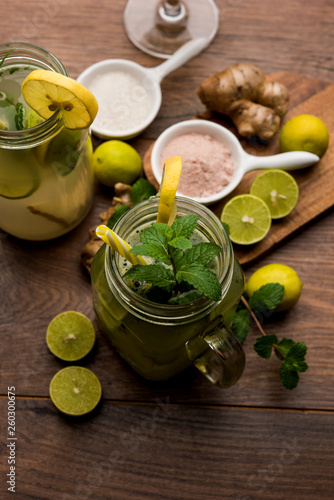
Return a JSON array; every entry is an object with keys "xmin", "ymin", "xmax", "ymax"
[
  {"xmin": 123, "ymin": 214, "xmax": 222, "ymax": 303},
  {"xmin": 130, "ymin": 178, "xmax": 157, "ymax": 204},
  {"xmin": 231, "ymin": 283, "xmax": 308, "ymax": 389}
]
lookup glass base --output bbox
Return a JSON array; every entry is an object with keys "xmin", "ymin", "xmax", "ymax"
[{"xmin": 123, "ymin": 0, "xmax": 220, "ymax": 59}]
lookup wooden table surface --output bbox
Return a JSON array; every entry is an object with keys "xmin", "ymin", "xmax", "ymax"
[{"xmin": 1, "ymin": 1, "xmax": 334, "ymax": 499}]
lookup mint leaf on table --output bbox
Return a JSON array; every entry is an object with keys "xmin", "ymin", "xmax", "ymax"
[
  {"xmin": 130, "ymin": 243, "xmax": 171, "ymax": 265},
  {"xmin": 176, "ymin": 263, "xmax": 222, "ymax": 301},
  {"xmin": 124, "ymin": 264, "xmax": 175, "ymax": 289},
  {"xmin": 107, "ymin": 204, "xmax": 130, "ymax": 229},
  {"xmin": 130, "ymin": 178, "xmax": 157, "ymax": 203},
  {"xmin": 280, "ymin": 363, "xmax": 300, "ymax": 390},
  {"xmin": 274, "ymin": 337, "xmax": 296, "ymax": 360},
  {"xmin": 254, "ymin": 334, "xmax": 279, "ymax": 359},
  {"xmin": 231, "ymin": 309, "xmax": 250, "ymax": 344},
  {"xmin": 248, "ymin": 283, "xmax": 284, "ymax": 313}
]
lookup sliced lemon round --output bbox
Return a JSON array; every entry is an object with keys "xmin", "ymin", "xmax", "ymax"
[
  {"xmin": 156, "ymin": 156, "xmax": 182, "ymax": 224},
  {"xmin": 21, "ymin": 69, "xmax": 98, "ymax": 130},
  {"xmin": 221, "ymin": 194, "xmax": 271, "ymax": 245},
  {"xmin": 250, "ymin": 169, "xmax": 299, "ymax": 219}
]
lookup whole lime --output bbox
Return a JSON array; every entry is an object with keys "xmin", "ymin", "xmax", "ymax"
[
  {"xmin": 279, "ymin": 114, "xmax": 329, "ymax": 158},
  {"xmin": 93, "ymin": 140, "xmax": 142, "ymax": 187},
  {"xmin": 245, "ymin": 263, "xmax": 303, "ymax": 311}
]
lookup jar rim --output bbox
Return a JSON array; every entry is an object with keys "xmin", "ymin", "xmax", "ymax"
[
  {"xmin": 104, "ymin": 196, "xmax": 234, "ymax": 324},
  {"xmin": 0, "ymin": 42, "xmax": 68, "ymax": 147}
]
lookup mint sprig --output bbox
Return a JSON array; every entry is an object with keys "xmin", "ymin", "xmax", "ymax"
[
  {"xmin": 231, "ymin": 283, "xmax": 308, "ymax": 389},
  {"xmin": 123, "ymin": 214, "xmax": 222, "ymax": 303}
]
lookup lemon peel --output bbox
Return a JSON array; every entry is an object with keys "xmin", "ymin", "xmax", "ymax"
[
  {"xmin": 156, "ymin": 156, "xmax": 182, "ymax": 225},
  {"xmin": 21, "ymin": 69, "xmax": 98, "ymax": 130}
]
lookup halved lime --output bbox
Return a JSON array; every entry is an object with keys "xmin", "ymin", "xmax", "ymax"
[
  {"xmin": 250, "ymin": 169, "xmax": 299, "ymax": 219},
  {"xmin": 46, "ymin": 311, "xmax": 96, "ymax": 362},
  {"xmin": 221, "ymin": 194, "xmax": 271, "ymax": 245},
  {"xmin": 49, "ymin": 366, "xmax": 102, "ymax": 416},
  {"xmin": 0, "ymin": 149, "xmax": 40, "ymax": 199}
]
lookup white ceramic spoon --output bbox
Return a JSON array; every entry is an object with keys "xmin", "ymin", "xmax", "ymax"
[
  {"xmin": 150, "ymin": 120, "xmax": 320, "ymax": 205},
  {"xmin": 77, "ymin": 38, "xmax": 208, "ymax": 140}
]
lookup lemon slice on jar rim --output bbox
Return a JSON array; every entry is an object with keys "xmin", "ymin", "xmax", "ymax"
[
  {"xmin": 21, "ymin": 69, "xmax": 98, "ymax": 130},
  {"xmin": 156, "ymin": 156, "xmax": 183, "ymax": 225}
]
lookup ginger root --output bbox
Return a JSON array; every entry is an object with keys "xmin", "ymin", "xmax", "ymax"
[
  {"xmin": 196, "ymin": 63, "xmax": 290, "ymax": 141},
  {"xmin": 81, "ymin": 183, "xmax": 133, "ymax": 274}
]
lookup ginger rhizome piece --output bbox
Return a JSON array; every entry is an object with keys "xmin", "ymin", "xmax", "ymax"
[{"xmin": 196, "ymin": 63, "xmax": 290, "ymax": 141}]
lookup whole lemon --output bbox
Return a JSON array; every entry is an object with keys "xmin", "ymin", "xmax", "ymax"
[
  {"xmin": 279, "ymin": 114, "xmax": 329, "ymax": 158},
  {"xmin": 93, "ymin": 140, "xmax": 142, "ymax": 187},
  {"xmin": 245, "ymin": 263, "xmax": 303, "ymax": 311}
]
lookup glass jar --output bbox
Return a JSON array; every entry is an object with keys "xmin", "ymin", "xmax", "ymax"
[
  {"xmin": 0, "ymin": 43, "xmax": 94, "ymax": 240},
  {"xmin": 91, "ymin": 196, "xmax": 245, "ymax": 388}
]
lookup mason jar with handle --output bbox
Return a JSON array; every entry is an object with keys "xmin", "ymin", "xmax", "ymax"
[
  {"xmin": 0, "ymin": 43, "xmax": 94, "ymax": 240},
  {"xmin": 91, "ymin": 195, "xmax": 245, "ymax": 388}
]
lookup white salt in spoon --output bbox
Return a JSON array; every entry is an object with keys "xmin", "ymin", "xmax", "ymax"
[
  {"xmin": 77, "ymin": 38, "xmax": 208, "ymax": 140},
  {"xmin": 150, "ymin": 120, "xmax": 320, "ymax": 205}
]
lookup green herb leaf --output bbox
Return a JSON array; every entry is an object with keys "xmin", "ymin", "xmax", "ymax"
[
  {"xmin": 176, "ymin": 263, "xmax": 222, "ymax": 302},
  {"xmin": 130, "ymin": 243, "xmax": 171, "ymax": 265},
  {"xmin": 107, "ymin": 205, "xmax": 130, "ymax": 229},
  {"xmin": 152, "ymin": 222, "xmax": 173, "ymax": 239},
  {"xmin": 170, "ymin": 214, "xmax": 198, "ymax": 239},
  {"xmin": 285, "ymin": 342, "xmax": 308, "ymax": 363},
  {"xmin": 254, "ymin": 334, "xmax": 278, "ymax": 359},
  {"xmin": 178, "ymin": 242, "xmax": 222, "ymax": 268},
  {"xmin": 280, "ymin": 362, "xmax": 300, "ymax": 390},
  {"xmin": 249, "ymin": 283, "xmax": 284, "ymax": 313},
  {"xmin": 168, "ymin": 236, "xmax": 192, "ymax": 250},
  {"xmin": 14, "ymin": 102, "xmax": 26, "ymax": 130},
  {"xmin": 130, "ymin": 178, "xmax": 157, "ymax": 203},
  {"xmin": 231, "ymin": 309, "xmax": 250, "ymax": 344},
  {"xmin": 140, "ymin": 225, "xmax": 169, "ymax": 255},
  {"xmin": 123, "ymin": 264, "xmax": 175, "ymax": 289},
  {"xmin": 274, "ymin": 337, "xmax": 296, "ymax": 360},
  {"xmin": 0, "ymin": 49, "xmax": 13, "ymax": 69}
]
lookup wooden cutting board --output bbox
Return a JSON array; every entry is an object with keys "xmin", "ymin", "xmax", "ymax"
[{"xmin": 143, "ymin": 72, "xmax": 334, "ymax": 267}]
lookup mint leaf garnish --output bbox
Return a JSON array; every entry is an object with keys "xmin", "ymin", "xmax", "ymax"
[
  {"xmin": 14, "ymin": 102, "xmax": 26, "ymax": 130},
  {"xmin": 254, "ymin": 334, "xmax": 278, "ymax": 359},
  {"xmin": 168, "ymin": 236, "xmax": 192, "ymax": 250},
  {"xmin": 170, "ymin": 214, "xmax": 198, "ymax": 239},
  {"xmin": 178, "ymin": 242, "xmax": 222, "ymax": 268},
  {"xmin": 107, "ymin": 204, "xmax": 130, "ymax": 229},
  {"xmin": 176, "ymin": 263, "xmax": 222, "ymax": 302},
  {"xmin": 231, "ymin": 309, "xmax": 250, "ymax": 344},
  {"xmin": 131, "ymin": 243, "xmax": 171, "ymax": 265},
  {"xmin": 140, "ymin": 225, "xmax": 169, "ymax": 255},
  {"xmin": 248, "ymin": 283, "xmax": 284, "ymax": 313},
  {"xmin": 124, "ymin": 264, "xmax": 175, "ymax": 289},
  {"xmin": 130, "ymin": 178, "xmax": 157, "ymax": 203}
]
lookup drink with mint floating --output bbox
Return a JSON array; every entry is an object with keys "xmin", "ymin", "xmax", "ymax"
[
  {"xmin": 91, "ymin": 196, "xmax": 245, "ymax": 387},
  {"xmin": 0, "ymin": 43, "xmax": 94, "ymax": 240}
]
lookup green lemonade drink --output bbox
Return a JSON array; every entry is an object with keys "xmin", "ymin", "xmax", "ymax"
[
  {"xmin": 91, "ymin": 196, "xmax": 245, "ymax": 388},
  {"xmin": 0, "ymin": 43, "xmax": 94, "ymax": 240}
]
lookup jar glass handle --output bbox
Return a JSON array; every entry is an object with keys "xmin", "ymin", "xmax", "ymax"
[{"xmin": 185, "ymin": 317, "xmax": 245, "ymax": 388}]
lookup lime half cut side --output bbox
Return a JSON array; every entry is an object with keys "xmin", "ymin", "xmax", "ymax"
[
  {"xmin": 49, "ymin": 366, "xmax": 102, "ymax": 416},
  {"xmin": 46, "ymin": 311, "xmax": 96, "ymax": 362},
  {"xmin": 221, "ymin": 194, "xmax": 271, "ymax": 245},
  {"xmin": 250, "ymin": 169, "xmax": 299, "ymax": 219}
]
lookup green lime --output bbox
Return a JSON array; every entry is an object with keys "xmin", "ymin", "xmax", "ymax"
[
  {"xmin": 49, "ymin": 366, "xmax": 102, "ymax": 416},
  {"xmin": 93, "ymin": 140, "xmax": 142, "ymax": 187},
  {"xmin": 46, "ymin": 311, "xmax": 96, "ymax": 362},
  {"xmin": 279, "ymin": 114, "xmax": 329, "ymax": 158},
  {"xmin": 221, "ymin": 194, "xmax": 271, "ymax": 245},
  {"xmin": 245, "ymin": 263, "xmax": 303, "ymax": 311},
  {"xmin": 250, "ymin": 169, "xmax": 299, "ymax": 219},
  {"xmin": 0, "ymin": 149, "xmax": 40, "ymax": 199}
]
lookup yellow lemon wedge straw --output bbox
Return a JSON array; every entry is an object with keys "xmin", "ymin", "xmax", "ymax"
[
  {"xmin": 95, "ymin": 225, "xmax": 148, "ymax": 266},
  {"xmin": 156, "ymin": 156, "xmax": 183, "ymax": 225}
]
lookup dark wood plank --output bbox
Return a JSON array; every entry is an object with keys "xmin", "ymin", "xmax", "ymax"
[{"xmin": 1, "ymin": 398, "xmax": 333, "ymax": 500}]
